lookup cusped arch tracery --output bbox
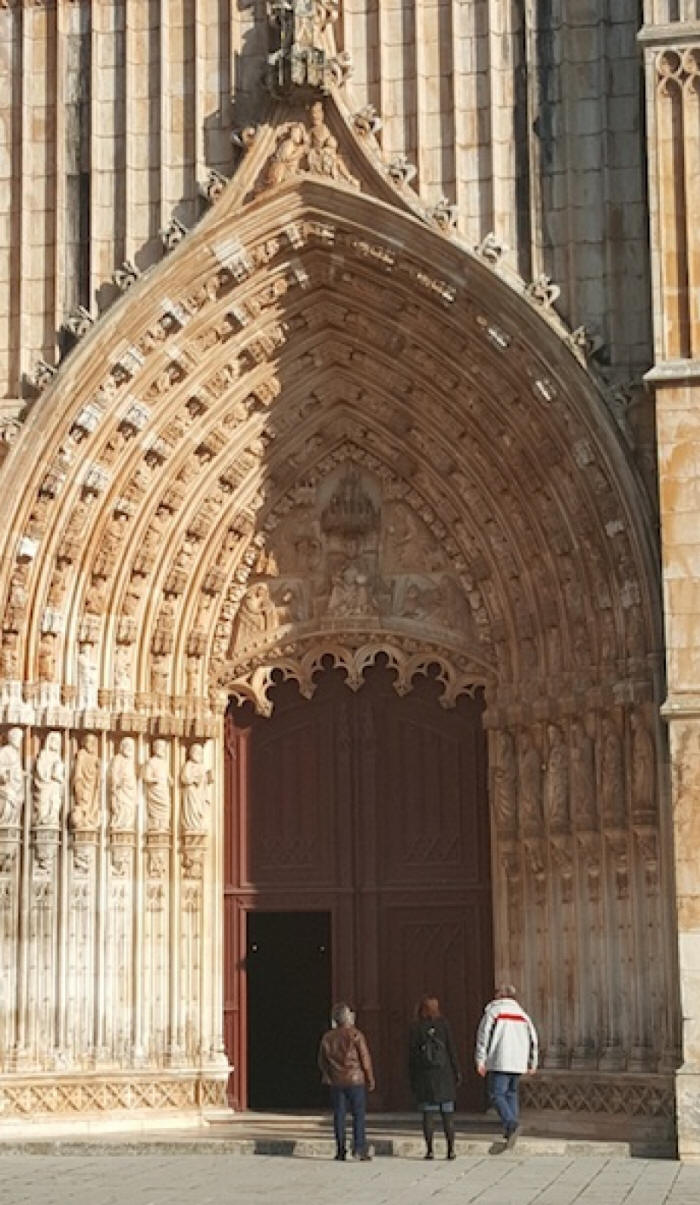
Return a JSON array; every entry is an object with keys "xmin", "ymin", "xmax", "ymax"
[
  {"xmin": 221, "ymin": 638, "xmax": 488, "ymax": 718},
  {"xmin": 0, "ymin": 173, "xmax": 660, "ymax": 730}
]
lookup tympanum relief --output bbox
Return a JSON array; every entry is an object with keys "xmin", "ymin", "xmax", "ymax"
[{"xmin": 228, "ymin": 466, "xmax": 474, "ymax": 664}]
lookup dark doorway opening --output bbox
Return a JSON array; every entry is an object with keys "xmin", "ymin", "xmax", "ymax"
[{"xmin": 246, "ymin": 911, "xmax": 332, "ymax": 1110}]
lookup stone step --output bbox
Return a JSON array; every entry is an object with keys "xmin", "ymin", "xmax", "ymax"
[{"xmin": 0, "ymin": 1121, "xmax": 640, "ymax": 1160}]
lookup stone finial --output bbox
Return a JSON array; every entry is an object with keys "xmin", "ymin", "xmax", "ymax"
[
  {"xmin": 526, "ymin": 274, "xmax": 561, "ymax": 309},
  {"xmin": 112, "ymin": 261, "xmax": 141, "ymax": 292},
  {"xmin": 160, "ymin": 218, "xmax": 188, "ymax": 251},
  {"xmin": 475, "ymin": 232, "xmax": 507, "ymax": 265}
]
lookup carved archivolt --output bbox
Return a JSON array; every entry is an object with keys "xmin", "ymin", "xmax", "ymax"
[{"xmin": 0, "ymin": 180, "xmax": 659, "ymax": 733}]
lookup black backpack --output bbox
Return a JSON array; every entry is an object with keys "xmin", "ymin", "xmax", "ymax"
[{"xmin": 419, "ymin": 1025, "xmax": 447, "ymax": 1070}]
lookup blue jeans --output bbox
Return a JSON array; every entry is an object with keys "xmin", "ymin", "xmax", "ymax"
[
  {"xmin": 330, "ymin": 1084, "xmax": 367, "ymax": 1155},
  {"xmin": 488, "ymin": 1071, "xmax": 520, "ymax": 1136}
]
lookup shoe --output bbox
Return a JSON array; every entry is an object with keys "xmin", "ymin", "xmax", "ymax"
[
  {"xmin": 424, "ymin": 1151, "xmax": 434, "ymax": 1160},
  {"xmin": 334, "ymin": 1151, "xmax": 346, "ymax": 1161},
  {"xmin": 446, "ymin": 1149, "xmax": 456, "ymax": 1160},
  {"xmin": 355, "ymin": 1144, "xmax": 374, "ymax": 1161},
  {"xmin": 505, "ymin": 1125, "xmax": 520, "ymax": 1151}
]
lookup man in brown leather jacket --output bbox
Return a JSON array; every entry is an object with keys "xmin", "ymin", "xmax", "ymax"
[{"xmin": 318, "ymin": 1002, "xmax": 375, "ymax": 1161}]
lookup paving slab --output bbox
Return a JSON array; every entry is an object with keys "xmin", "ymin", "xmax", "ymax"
[{"xmin": 2, "ymin": 1151, "xmax": 700, "ymax": 1205}]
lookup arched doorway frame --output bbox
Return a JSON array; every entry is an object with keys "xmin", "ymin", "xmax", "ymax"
[{"xmin": 0, "ymin": 101, "xmax": 676, "ymax": 1140}]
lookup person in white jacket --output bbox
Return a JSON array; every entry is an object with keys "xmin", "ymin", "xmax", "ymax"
[{"xmin": 474, "ymin": 984, "xmax": 538, "ymax": 1150}]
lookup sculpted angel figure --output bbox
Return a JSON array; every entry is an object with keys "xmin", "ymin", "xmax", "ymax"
[
  {"xmin": 72, "ymin": 733, "xmax": 101, "ymax": 830},
  {"xmin": 141, "ymin": 739, "xmax": 173, "ymax": 832},
  {"xmin": 0, "ymin": 727, "xmax": 26, "ymax": 827},
  {"xmin": 108, "ymin": 736, "xmax": 137, "ymax": 830},
  {"xmin": 33, "ymin": 731, "xmax": 65, "ymax": 827},
  {"xmin": 180, "ymin": 743, "xmax": 213, "ymax": 832}
]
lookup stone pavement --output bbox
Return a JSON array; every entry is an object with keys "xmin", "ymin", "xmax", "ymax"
[{"xmin": 2, "ymin": 1152, "xmax": 700, "ymax": 1205}]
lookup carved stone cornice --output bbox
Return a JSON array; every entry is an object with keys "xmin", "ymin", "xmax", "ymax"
[{"xmin": 638, "ymin": 23, "xmax": 700, "ymax": 49}]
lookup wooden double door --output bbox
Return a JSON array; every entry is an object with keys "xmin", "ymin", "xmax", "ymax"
[{"xmin": 224, "ymin": 663, "xmax": 493, "ymax": 1111}]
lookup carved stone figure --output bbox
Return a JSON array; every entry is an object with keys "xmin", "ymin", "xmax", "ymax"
[
  {"xmin": 142, "ymin": 739, "xmax": 172, "ymax": 832},
  {"xmin": 630, "ymin": 710, "xmax": 656, "ymax": 824},
  {"xmin": 72, "ymin": 734, "xmax": 101, "ymax": 830},
  {"xmin": 326, "ymin": 563, "xmax": 377, "ymax": 617},
  {"xmin": 600, "ymin": 717, "xmax": 626, "ymax": 829},
  {"xmin": 544, "ymin": 723, "xmax": 569, "ymax": 831},
  {"xmin": 33, "ymin": 731, "xmax": 65, "ymax": 827},
  {"xmin": 233, "ymin": 582, "xmax": 277, "ymax": 650},
  {"xmin": 492, "ymin": 730, "xmax": 517, "ymax": 834},
  {"xmin": 518, "ymin": 728, "xmax": 542, "ymax": 834},
  {"xmin": 181, "ymin": 744, "xmax": 212, "ymax": 831},
  {"xmin": 0, "ymin": 631, "xmax": 19, "ymax": 678},
  {"xmin": 307, "ymin": 101, "xmax": 359, "ymax": 187},
  {"xmin": 114, "ymin": 643, "xmax": 132, "ymax": 690},
  {"xmin": 37, "ymin": 632, "xmax": 57, "ymax": 681},
  {"xmin": 108, "ymin": 737, "xmax": 137, "ymax": 830},
  {"xmin": 76, "ymin": 643, "xmax": 98, "ymax": 708},
  {"xmin": 265, "ymin": 122, "xmax": 309, "ymax": 187},
  {"xmin": 0, "ymin": 727, "xmax": 25, "ymax": 826},
  {"xmin": 570, "ymin": 720, "xmax": 597, "ymax": 830}
]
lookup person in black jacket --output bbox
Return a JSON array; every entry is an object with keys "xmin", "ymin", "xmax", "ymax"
[{"xmin": 408, "ymin": 995, "xmax": 461, "ymax": 1160}]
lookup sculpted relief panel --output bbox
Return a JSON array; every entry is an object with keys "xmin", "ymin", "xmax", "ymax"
[{"xmin": 228, "ymin": 465, "xmax": 474, "ymax": 662}]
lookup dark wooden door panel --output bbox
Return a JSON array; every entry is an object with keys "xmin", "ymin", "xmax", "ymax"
[
  {"xmin": 225, "ymin": 666, "xmax": 493, "ymax": 1111},
  {"xmin": 381, "ymin": 901, "xmax": 492, "ymax": 1111}
]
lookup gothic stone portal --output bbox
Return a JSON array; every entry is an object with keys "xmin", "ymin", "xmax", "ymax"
[{"xmin": 224, "ymin": 665, "xmax": 493, "ymax": 1112}]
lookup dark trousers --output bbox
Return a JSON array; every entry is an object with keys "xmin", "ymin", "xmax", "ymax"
[
  {"xmin": 330, "ymin": 1083, "xmax": 367, "ymax": 1155},
  {"xmin": 487, "ymin": 1070, "xmax": 520, "ymax": 1136}
]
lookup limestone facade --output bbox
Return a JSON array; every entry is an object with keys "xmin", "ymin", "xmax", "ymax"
[{"xmin": 0, "ymin": 0, "xmax": 695, "ymax": 1156}]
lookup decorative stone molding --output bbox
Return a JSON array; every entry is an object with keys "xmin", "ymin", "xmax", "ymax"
[
  {"xmin": 0, "ymin": 1073, "xmax": 227, "ymax": 1117},
  {"xmin": 521, "ymin": 1073, "xmax": 674, "ymax": 1119}
]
